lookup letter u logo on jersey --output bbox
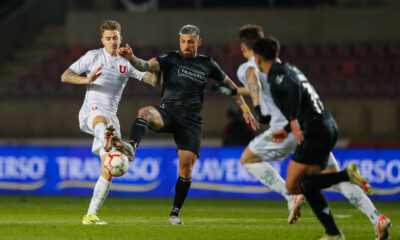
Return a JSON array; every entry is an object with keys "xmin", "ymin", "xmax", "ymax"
[{"xmin": 119, "ymin": 65, "xmax": 126, "ymax": 74}]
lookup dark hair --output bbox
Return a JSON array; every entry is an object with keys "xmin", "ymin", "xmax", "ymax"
[
  {"xmin": 100, "ymin": 20, "xmax": 121, "ymax": 36},
  {"xmin": 252, "ymin": 36, "xmax": 280, "ymax": 61},
  {"xmin": 238, "ymin": 24, "xmax": 264, "ymax": 50},
  {"xmin": 179, "ymin": 24, "xmax": 200, "ymax": 37}
]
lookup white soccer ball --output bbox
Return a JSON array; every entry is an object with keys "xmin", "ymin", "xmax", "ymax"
[{"xmin": 104, "ymin": 151, "xmax": 129, "ymax": 177}]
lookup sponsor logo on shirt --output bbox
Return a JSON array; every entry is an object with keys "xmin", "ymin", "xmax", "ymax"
[
  {"xmin": 275, "ymin": 75, "xmax": 284, "ymax": 84},
  {"xmin": 178, "ymin": 66, "xmax": 207, "ymax": 85}
]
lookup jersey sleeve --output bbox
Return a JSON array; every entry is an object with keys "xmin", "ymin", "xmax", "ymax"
[
  {"xmin": 156, "ymin": 53, "xmax": 170, "ymax": 71},
  {"xmin": 69, "ymin": 51, "xmax": 93, "ymax": 75},
  {"xmin": 129, "ymin": 65, "xmax": 146, "ymax": 81},
  {"xmin": 209, "ymin": 58, "xmax": 226, "ymax": 81},
  {"xmin": 269, "ymin": 74, "xmax": 301, "ymax": 121}
]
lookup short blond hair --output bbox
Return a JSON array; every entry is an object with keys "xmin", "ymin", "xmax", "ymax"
[{"xmin": 100, "ymin": 20, "xmax": 121, "ymax": 36}]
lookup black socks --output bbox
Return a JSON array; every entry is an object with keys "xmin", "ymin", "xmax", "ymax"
[
  {"xmin": 129, "ymin": 118, "xmax": 149, "ymax": 150},
  {"xmin": 301, "ymin": 170, "xmax": 349, "ymax": 193},
  {"xmin": 302, "ymin": 187, "xmax": 341, "ymax": 235},
  {"xmin": 170, "ymin": 177, "xmax": 192, "ymax": 217},
  {"xmin": 300, "ymin": 171, "xmax": 349, "ymax": 236}
]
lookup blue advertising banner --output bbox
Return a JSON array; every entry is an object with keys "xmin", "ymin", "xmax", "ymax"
[{"xmin": 0, "ymin": 146, "xmax": 399, "ymax": 200}]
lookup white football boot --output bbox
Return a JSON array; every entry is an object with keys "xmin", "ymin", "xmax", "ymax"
[
  {"xmin": 374, "ymin": 215, "xmax": 391, "ymax": 240},
  {"xmin": 104, "ymin": 124, "xmax": 135, "ymax": 161},
  {"xmin": 168, "ymin": 215, "xmax": 184, "ymax": 225},
  {"xmin": 288, "ymin": 194, "xmax": 306, "ymax": 224}
]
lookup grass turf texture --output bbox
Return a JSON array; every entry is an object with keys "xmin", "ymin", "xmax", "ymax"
[{"xmin": 0, "ymin": 196, "xmax": 398, "ymax": 240}]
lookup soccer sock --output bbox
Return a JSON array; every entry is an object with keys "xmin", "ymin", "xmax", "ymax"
[
  {"xmin": 301, "ymin": 185, "xmax": 340, "ymax": 235},
  {"xmin": 334, "ymin": 182, "xmax": 381, "ymax": 225},
  {"xmin": 243, "ymin": 162, "xmax": 293, "ymax": 201},
  {"xmin": 94, "ymin": 122, "xmax": 107, "ymax": 142},
  {"xmin": 129, "ymin": 118, "xmax": 149, "ymax": 149},
  {"xmin": 170, "ymin": 177, "xmax": 192, "ymax": 217},
  {"xmin": 87, "ymin": 176, "xmax": 111, "ymax": 216},
  {"xmin": 301, "ymin": 170, "xmax": 349, "ymax": 192}
]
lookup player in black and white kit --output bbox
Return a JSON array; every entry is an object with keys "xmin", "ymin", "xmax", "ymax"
[
  {"xmin": 251, "ymin": 36, "xmax": 378, "ymax": 240},
  {"xmin": 117, "ymin": 25, "xmax": 258, "ymax": 225},
  {"xmin": 213, "ymin": 24, "xmax": 391, "ymax": 240}
]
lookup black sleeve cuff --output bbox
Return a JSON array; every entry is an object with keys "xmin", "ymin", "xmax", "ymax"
[
  {"xmin": 254, "ymin": 105, "xmax": 271, "ymax": 125},
  {"xmin": 231, "ymin": 87, "xmax": 237, "ymax": 95},
  {"xmin": 284, "ymin": 123, "xmax": 291, "ymax": 133}
]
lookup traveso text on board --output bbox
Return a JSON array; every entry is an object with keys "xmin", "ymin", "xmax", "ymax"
[{"xmin": 0, "ymin": 146, "xmax": 399, "ymax": 200}]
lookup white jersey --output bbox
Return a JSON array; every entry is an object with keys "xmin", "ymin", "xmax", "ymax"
[
  {"xmin": 69, "ymin": 48, "xmax": 145, "ymax": 114},
  {"xmin": 237, "ymin": 57, "xmax": 288, "ymax": 132}
]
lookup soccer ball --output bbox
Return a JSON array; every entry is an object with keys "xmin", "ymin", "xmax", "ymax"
[{"xmin": 104, "ymin": 151, "xmax": 129, "ymax": 177}]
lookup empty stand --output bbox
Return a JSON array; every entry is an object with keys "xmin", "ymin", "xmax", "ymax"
[{"xmin": 2, "ymin": 42, "xmax": 399, "ymax": 99}]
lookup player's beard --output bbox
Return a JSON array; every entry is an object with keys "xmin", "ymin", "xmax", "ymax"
[{"xmin": 181, "ymin": 49, "xmax": 195, "ymax": 58}]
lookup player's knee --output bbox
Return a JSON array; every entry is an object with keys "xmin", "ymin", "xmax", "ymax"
[
  {"xmin": 137, "ymin": 107, "xmax": 152, "ymax": 121},
  {"xmin": 92, "ymin": 116, "xmax": 107, "ymax": 129},
  {"xmin": 179, "ymin": 157, "xmax": 196, "ymax": 178},
  {"xmin": 179, "ymin": 165, "xmax": 193, "ymax": 179},
  {"xmin": 240, "ymin": 154, "xmax": 251, "ymax": 165},
  {"xmin": 240, "ymin": 149, "xmax": 261, "ymax": 165}
]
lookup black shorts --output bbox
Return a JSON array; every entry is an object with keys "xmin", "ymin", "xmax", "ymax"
[
  {"xmin": 292, "ymin": 113, "xmax": 338, "ymax": 169},
  {"xmin": 152, "ymin": 105, "xmax": 203, "ymax": 157}
]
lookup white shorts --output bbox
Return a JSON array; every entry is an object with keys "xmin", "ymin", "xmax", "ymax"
[
  {"xmin": 249, "ymin": 129, "xmax": 338, "ymax": 167},
  {"xmin": 79, "ymin": 105, "xmax": 121, "ymax": 156}
]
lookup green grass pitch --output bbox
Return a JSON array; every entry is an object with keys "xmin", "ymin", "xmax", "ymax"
[{"xmin": 0, "ymin": 196, "xmax": 398, "ymax": 240}]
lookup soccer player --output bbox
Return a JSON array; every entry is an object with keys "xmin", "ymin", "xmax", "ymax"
[
  {"xmin": 213, "ymin": 24, "xmax": 391, "ymax": 239},
  {"xmin": 251, "ymin": 36, "xmax": 377, "ymax": 240},
  {"xmin": 117, "ymin": 24, "xmax": 258, "ymax": 225},
  {"xmin": 61, "ymin": 20, "xmax": 160, "ymax": 225}
]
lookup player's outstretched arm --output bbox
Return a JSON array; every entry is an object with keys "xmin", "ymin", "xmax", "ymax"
[
  {"xmin": 237, "ymin": 87, "xmax": 250, "ymax": 96},
  {"xmin": 222, "ymin": 76, "xmax": 259, "ymax": 131},
  {"xmin": 245, "ymin": 67, "xmax": 271, "ymax": 124},
  {"xmin": 117, "ymin": 44, "xmax": 160, "ymax": 73},
  {"xmin": 61, "ymin": 67, "xmax": 102, "ymax": 84},
  {"xmin": 142, "ymin": 72, "xmax": 163, "ymax": 87},
  {"xmin": 245, "ymin": 67, "xmax": 260, "ymax": 106}
]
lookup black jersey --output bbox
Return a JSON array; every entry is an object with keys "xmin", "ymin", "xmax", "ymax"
[
  {"xmin": 156, "ymin": 51, "xmax": 226, "ymax": 113},
  {"xmin": 267, "ymin": 62, "xmax": 326, "ymax": 125}
]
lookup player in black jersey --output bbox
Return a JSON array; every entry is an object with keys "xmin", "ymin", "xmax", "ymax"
[
  {"xmin": 117, "ymin": 25, "xmax": 258, "ymax": 225},
  {"xmin": 252, "ymin": 37, "xmax": 374, "ymax": 239}
]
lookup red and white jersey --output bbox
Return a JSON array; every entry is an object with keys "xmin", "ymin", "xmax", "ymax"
[
  {"xmin": 237, "ymin": 57, "xmax": 288, "ymax": 132},
  {"xmin": 69, "ymin": 48, "xmax": 145, "ymax": 114}
]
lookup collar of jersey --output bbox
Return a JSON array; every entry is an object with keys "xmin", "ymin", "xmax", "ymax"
[{"xmin": 103, "ymin": 48, "xmax": 118, "ymax": 58}]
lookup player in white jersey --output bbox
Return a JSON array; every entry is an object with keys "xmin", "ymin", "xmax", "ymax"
[
  {"xmin": 214, "ymin": 24, "xmax": 391, "ymax": 239},
  {"xmin": 61, "ymin": 20, "xmax": 161, "ymax": 225}
]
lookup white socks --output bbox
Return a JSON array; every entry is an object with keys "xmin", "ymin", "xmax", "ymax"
[
  {"xmin": 333, "ymin": 182, "xmax": 381, "ymax": 225},
  {"xmin": 243, "ymin": 162, "xmax": 293, "ymax": 202},
  {"xmin": 244, "ymin": 161, "xmax": 381, "ymax": 225},
  {"xmin": 87, "ymin": 176, "xmax": 111, "ymax": 216},
  {"xmin": 94, "ymin": 122, "xmax": 106, "ymax": 143}
]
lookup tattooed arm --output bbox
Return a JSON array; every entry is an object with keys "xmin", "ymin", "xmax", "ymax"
[
  {"xmin": 142, "ymin": 72, "xmax": 163, "ymax": 87},
  {"xmin": 117, "ymin": 44, "xmax": 160, "ymax": 73},
  {"xmin": 246, "ymin": 67, "xmax": 271, "ymax": 125},
  {"xmin": 61, "ymin": 67, "xmax": 102, "ymax": 84},
  {"xmin": 221, "ymin": 76, "xmax": 247, "ymax": 107},
  {"xmin": 222, "ymin": 76, "xmax": 259, "ymax": 131},
  {"xmin": 245, "ymin": 67, "xmax": 260, "ymax": 107}
]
